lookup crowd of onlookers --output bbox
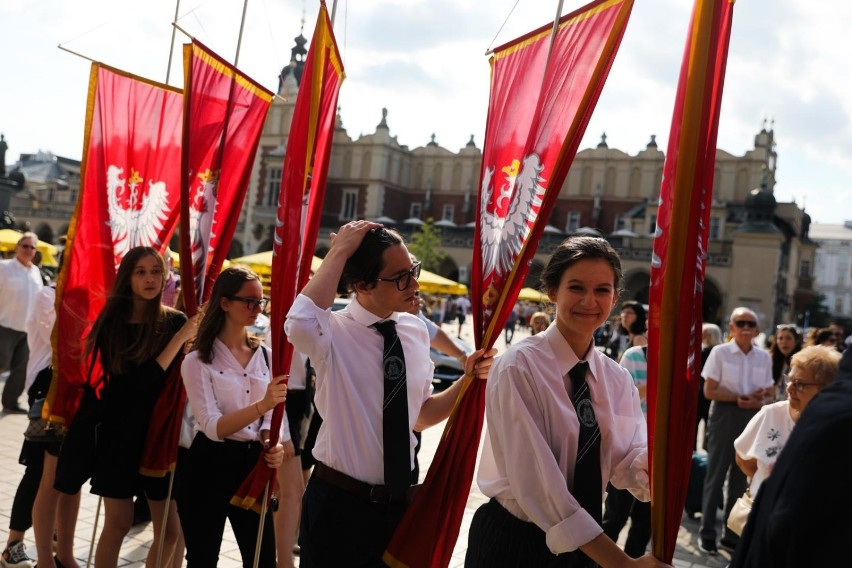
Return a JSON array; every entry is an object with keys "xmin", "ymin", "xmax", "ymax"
[
  {"xmin": 1, "ymin": 226, "xmax": 848, "ymax": 567},
  {"xmin": 596, "ymin": 299, "xmax": 849, "ymax": 562}
]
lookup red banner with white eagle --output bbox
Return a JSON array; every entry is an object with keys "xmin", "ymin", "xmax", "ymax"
[
  {"xmin": 384, "ymin": 1, "xmax": 634, "ymax": 566},
  {"xmin": 138, "ymin": 39, "xmax": 273, "ymax": 477},
  {"xmin": 646, "ymin": 0, "xmax": 734, "ymax": 561},
  {"xmin": 46, "ymin": 63, "xmax": 182, "ymax": 426},
  {"xmin": 231, "ymin": 0, "xmax": 345, "ymax": 512},
  {"xmin": 178, "ymin": 39, "xmax": 273, "ymax": 314}
]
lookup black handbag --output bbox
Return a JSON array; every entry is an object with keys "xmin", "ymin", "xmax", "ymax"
[
  {"xmin": 23, "ymin": 398, "xmax": 64, "ymax": 443},
  {"xmin": 23, "ymin": 367, "xmax": 64, "ymax": 443}
]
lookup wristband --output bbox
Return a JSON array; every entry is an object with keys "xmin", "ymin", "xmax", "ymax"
[{"xmin": 255, "ymin": 401, "xmax": 264, "ymax": 417}]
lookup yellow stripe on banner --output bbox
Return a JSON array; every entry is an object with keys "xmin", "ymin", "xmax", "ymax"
[
  {"xmin": 493, "ymin": 0, "xmax": 628, "ymax": 62},
  {"xmin": 191, "ymin": 42, "xmax": 274, "ymax": 102},
  {"xmin": 45, "ymin": 62, "xmax": 102, "ymax": 426},
  {"xmin": 651, "ymin": 0, "xmax": 716, "ymax": 554}
]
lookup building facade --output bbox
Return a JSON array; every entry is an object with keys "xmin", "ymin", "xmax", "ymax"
[
  {"xmin": 6, "ymin": 34, "xmax": 817, "ymax": 329},
  {"xmin": 809, "ymin": 222, "xmax": 852, "ymax": 327},
  {"xmin": 237, "ymin": 36, "xmax": 815, "ymax": 327}
]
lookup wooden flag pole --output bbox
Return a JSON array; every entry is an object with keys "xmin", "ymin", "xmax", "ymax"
[
  {"xmin": 251, "ymin": 480, "xmax": 272, "ymax": 568},
  {"xmin": 155, "ymin": 471, "xmax": 177, "ymax": 568},
  {"xmin": 165, "ymin": 0, "xmax": 182, "ymax": 85},
  {"xmin": 234, "ymin": 0, "xmax": 249, "ymax": 67},
  {"xmin": 86, "ymin": 496, "xmax": 102, "ymax": 567}
]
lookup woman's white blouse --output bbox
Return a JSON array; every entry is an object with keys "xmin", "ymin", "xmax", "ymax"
[
  {"xmin": 182, "ymin": 340, "xmax": 287, "ymax": 443},
  {"xmin": 734, "ymin": 400, "xmax": 795, "ymax": 495}
]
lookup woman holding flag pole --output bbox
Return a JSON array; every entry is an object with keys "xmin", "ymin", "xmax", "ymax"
[
  {"xmin": 466, "ymin": 236, "xmax": 670, "ymax": 568},
  {"xmin": 180, "ymin": 266, "xmax": 286, "ymax": 567},
  {"xmin": 55, "ymin": 246, "xmax": 197, "ymax": 568}
]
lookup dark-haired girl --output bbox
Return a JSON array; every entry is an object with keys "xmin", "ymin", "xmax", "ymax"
[
  {"xmin": 57, "ymin": 246, "xmax": 196, "ymax": 568},
  {"xmin": 769, "ymin": 324, "xmax": 802, "ymax": 401},
  {"xmin": 180, "ymin": 266, "xmax": 286, "ymax": 567},
  {"xmin": 466, "ymin": 236, "xmax": 670, "ymax": 568}
]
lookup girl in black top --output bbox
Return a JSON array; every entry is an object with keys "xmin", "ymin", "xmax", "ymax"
[{"xmin": 60, "ymin": 246, "xmax": 196, "ymax": 568}]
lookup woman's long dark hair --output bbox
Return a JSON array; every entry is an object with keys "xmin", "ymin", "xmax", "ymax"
[
  {"xmin": 190, "ymin": 266, "xmax": 262, "ymax": 364},
  {"xmin": 620, "ymin": 300, "xmax": 647, "ymax": 335},
  {"xmin": 770, "ymin": 324, "xmax": 802, "ymax": 382},
  {"xmin": 85, "ymin": 246, "xmax": 174, "ymax": 375}
]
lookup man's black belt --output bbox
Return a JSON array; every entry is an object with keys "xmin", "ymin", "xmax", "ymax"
[{"xmin": 314, "ymin": 462, "xmax": 419, "ymax": 504}]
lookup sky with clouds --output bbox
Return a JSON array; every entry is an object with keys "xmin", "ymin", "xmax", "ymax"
[{"xmin": 1, "ymin": 0, "xmax": 850, "ymax": 224}]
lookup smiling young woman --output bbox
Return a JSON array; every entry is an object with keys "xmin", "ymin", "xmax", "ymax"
[
  {"xmin": 180, "ymin": 266, "xmax": 287, "ymax": 567},
  {"xmin": 466, "ymin": 236, "xmax": 670, "ymax": 568}
]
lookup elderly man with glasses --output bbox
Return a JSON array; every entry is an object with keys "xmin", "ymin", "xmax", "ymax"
[
  {"xmin": 697, "ymin": 307, "xmax": 774, "ymax": 556},
  {"xmin": 0, "ymin": 232, "xmax": 44, "ymax": 413}
]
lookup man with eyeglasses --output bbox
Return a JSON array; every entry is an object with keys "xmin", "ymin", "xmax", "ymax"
[
  {"xmin": 698, "ymin": 307, "xmax": 773, "ymax": 556},
  {"xmin": 0, "ymin": 232, "xmax": 44, "ymax": 413},
  {"xmin": 284, "ymin": 220, "xmax": 496, "ymax": 566}
]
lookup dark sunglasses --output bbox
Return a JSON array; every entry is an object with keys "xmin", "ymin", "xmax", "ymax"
[
  {"xmin": 228, "ymin": 296, "xmax": 269, "ymax": 311},
  {"xmin": 375, "ymin": 261, "xmax": 422, "ymax": 291},
  {"xmin": 733, "ymin": 320, "xmax": 757, "ymax": 329}
]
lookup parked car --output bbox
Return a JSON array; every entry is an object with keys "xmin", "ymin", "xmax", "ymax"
[{"xmin": 431, "ymin": 336, "xmax": 473, "ymax": 383}]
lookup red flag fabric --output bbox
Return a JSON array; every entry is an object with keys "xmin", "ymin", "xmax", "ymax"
[
  {"xmin": 645, "ymin": 0, "xmax": 734, "ymax": 561},
  {"xmin": 139, "ymin": 39, "xmax": 273, "ymax": 478},
  {"xmin": 178, "ymin": 39, "xmax": 274, "ymax": 315},
  {"xmin": 231, "ymin": 0, "xmax": 345, "ymax": 512},
  {"xmin": 46, "ymin": 63, "xmax": 182, "ymax": 426},
  {"xmin": 384, "ymin": 1, "xmax": 634, "ymax": 566}
]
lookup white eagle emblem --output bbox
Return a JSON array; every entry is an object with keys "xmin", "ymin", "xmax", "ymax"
[
  {"xmin": 187, "ymin": 168, "xmax": 220, "ymax": 293},
  {"xmin": 479, "ymin": 153, "xmax": 546, "ymax": 280},
  {"xmin": 106, "ymin": 165, "xmax": 171, "ymax": 261}
]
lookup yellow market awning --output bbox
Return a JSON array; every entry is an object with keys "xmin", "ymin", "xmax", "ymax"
[
  {"xmin": 230, "ymin": 251, "xmax": 324, "ymax": 293},
  {"xmin": 417, "ymin": 268, "xmax": 468, "ymax": 296},
  {"xmin": 169, "ymin": 250, "xmax": 231, "ymax": 271},
  {"xmin": 0, "ymin": 228, "xmax": 59, "ymax": 267},
  {"xmin": 230, "ymin": 252, "xmax": 467, "ymax": 296},
  {"xmin": 518, "ymin": 287, "xmax": 550, "ymax": 303}
]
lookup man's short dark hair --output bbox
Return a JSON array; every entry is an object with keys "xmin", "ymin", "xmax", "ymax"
[{"xmin": 339, "ymin": 227, "xmax": 405, "ymax": 293}]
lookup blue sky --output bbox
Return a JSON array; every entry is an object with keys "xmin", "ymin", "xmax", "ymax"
[{"xmin": 1, "ymin": 0, "xmax": 850, "ymax": 224}]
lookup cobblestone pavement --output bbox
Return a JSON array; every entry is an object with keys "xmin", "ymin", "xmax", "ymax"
[{"xmin": 0, "ymin": 321, "xmax": 731, "ymax": 567}]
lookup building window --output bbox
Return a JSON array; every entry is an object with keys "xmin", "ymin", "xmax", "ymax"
[
  {"xmin": 838, "ymin": 258, "xmax": 849, "ymax": 286},
  {"xmin": 410, "ymin": 202, "xmax": 422, "ymax": 219},
  {"xmin": 265, "ymin": 167, "xmax": 282, "ymax": 207},
  {"xmin": 340, "ymin": 189, "xmax": 358, "ymax": 221},
  {"xmin": 442, "ymin": 204, "xmax": 454, "ymax": 222},
  {"xmin": 613, "ymin": 215, "xmax": 625, "ymax": 232},
  {"xmin": 709, "ymin": 216, "xmax": 721, "ymax": 240},
  {"xmin": 566, "ymin": 211, "xmax": 581, "ymax": 233},
  {"xmin": 648, "ymin": 214, "xmax": 657, "ymax": 235},
  {"xmin": 800, "ymin": 259, "xmax": 811, "ymax": 277},
  {"xmin": 836, "ymin": 296, "xmax": 844, "ymax": 313}
]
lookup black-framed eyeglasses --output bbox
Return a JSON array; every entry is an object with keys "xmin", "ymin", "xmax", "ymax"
[
  {"xmin": 786, "ymin": 379, "xmax": 822, "ymax": 392},
  {"xmin": 228, "ymin": 296, "xmax": 269, "ymax": 311},
  {"xmin": 375, "ymin": 261, "xmax": 421, "ymax": 291},
  {"xmin": 734, "ymin": 320, "xmax": 757, "ymax": 329},
  {"xmin": 18, "ymin": 244, "xmax": 36, "ymax": 250}
]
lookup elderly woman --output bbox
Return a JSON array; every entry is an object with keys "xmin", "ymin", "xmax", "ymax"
[{"xmin": 734, "ymin": 345, "xmax": 841, "ymax": 498}]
